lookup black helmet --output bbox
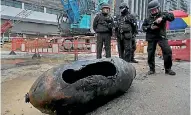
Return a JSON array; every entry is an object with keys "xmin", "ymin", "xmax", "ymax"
[
  {"xmin": 119, "ymin": 2, "xmax": 129, "ymax": 9},
  {"xmin": 119, "ymin": 2, "xmax": 129, "ymax": 14},
  {"xmin": 101, "ymin": 3, "xmax": 110, "ymax": 9},
  {"xmin": 148, "ymin": 0, "xmax": 160, "ymax": 10}
]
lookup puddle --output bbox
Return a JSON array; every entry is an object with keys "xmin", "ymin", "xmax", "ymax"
[
  {"xmin": 1, "ymin": 57, "xmax": 73, "ymax": 70},
  {"xmin": 1, "ymin": 59, "xmax": 26, "ymax": 65}
]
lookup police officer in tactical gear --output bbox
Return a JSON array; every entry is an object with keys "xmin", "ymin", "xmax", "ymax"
[
  {"xmin": 93, "ymin": 3, "xmax": 113, "ymax": 59},
  {"xmin": 115, "ymin": 2, "xmax": 138, "ymax": 62},
  {"xmin": 142, "ymin": 0, "xmax": 176, "ymax": 75}
]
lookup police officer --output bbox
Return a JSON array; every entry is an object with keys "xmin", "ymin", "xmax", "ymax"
[
  {"xmin": 93, "ymin": 3, "xmax": 113, "ymax": 59},
  {"xmin": 142, "ymin": 0, "xmax": 176, "ymax": 75},
  {"xmin": 115, "ymin": 3, "xmax": 138, "ymax": 62}
]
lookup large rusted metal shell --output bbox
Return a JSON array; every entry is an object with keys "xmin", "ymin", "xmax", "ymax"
[{"xmin": 26, "ymin": 57, "xmax": 136, "ymax": 114}]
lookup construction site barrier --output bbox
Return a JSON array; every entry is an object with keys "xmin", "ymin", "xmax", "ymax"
[
  {"xmin": 9, "ymin": 37, "xmax": 162, "ymax": 57},
  {"xmin": 11, "ymin": 37, "xmax": 24, "ymax": 51},
  {"xmin": 10, "ymin": 37, "xmax": 189, "ymax": 61},
  {"xmin": 9, "ymin": 37, "xmax": 24, "ymax": 55},
  {"xmin": 168, "ymin": 39, "xmax": 190, "ymax": 61},
  {"xmin": 9, "ymin": 37, "xmax": 97, "ymax": 60}
]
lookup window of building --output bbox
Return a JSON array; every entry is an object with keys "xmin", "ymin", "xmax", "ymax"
[
  {"xmin": 52, "ymin": 9, "xmax": 59, "ymax": 14},
  {"xmin": 46, "ymin": 7, "xmax": 61, "ymax": 15},
  {"xmin": 5, "ymin": 0, "xmax": 13, "ymax": 6},
  {"xmin": 24, "ymin": 3, "xmax": 33, "ymax": 10},
  {"xmin": 138, "ymin": 0, "xmax": 141, "ymax": 19},
  {"xmin": 141, "ymin": 0, "xmax": 144, "ymax": 20},
  {"xmin": 1, "ymin": 0, "xmax": 22, "ymax": 8},
  {"xmin": 134, "ymin": 0, "xmax": 136, "ymax": 13},
  {"xmin": 24, "ymin": 3, "xmax": 44, "ymax": 13},
  {"xmin": 46, "ymin": 8, "xmax": 52, "ymax": 14},
  {"xmin": 35, "ymin": 6, "xmax": 44, "ymax": 12},
  {"xmin": 1, "ymin": 0, "xmax": 6, "ymax": 5},
  {"xmin": 13, "ymin": 0, "xmax": 22, "ymax": 8}
]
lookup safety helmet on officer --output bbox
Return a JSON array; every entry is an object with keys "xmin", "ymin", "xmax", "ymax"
[
  {"xmin": 101, "ymin": 3, "xmax": 110, "ymax": 15},
  {"xmin": 119, "ymin": 2, "xmax": 129, "ymax": 14},
  {"xmin": 148, "ymin": 0, "xmax": 160, "ymax": 16}
]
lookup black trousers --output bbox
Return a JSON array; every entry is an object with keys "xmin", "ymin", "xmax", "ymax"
[
  {"xmin": 117, "ymin": 33, "xmax": 134, "ymax": 62},
  {"xmin": 96, "ymin": 33, "xmax": 111, "ymax": 59},
  {"xmin": 147, "ymin": 39, "xmax": 172, "ymax": 71},
  {"xmin": 131, "ymin": 38, "xmax": 136, "ymax": 60}
]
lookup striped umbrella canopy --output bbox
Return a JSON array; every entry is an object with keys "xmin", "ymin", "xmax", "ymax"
[{"xmin": 167, "ymin": 10, "xmax": 190, "ymax": 30}]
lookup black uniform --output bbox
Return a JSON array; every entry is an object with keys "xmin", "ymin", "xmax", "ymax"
[
  {"xmin": 93, "ymin": 13, "xmax": 113, "ymax": 59},
  {"xmin": 131, "ymin": 36, "xmax": 137, "ymax": 61},
  {"xmin": 115, "ymin": 13, "xmax": 137, "ymax": 62},
  {"xmin": 142, "ymin": 12, "xmax": 175, "ymax": 73},
  {"xmin": 131, "ymin": 15, "xmax": 139, "ymax": 62}
]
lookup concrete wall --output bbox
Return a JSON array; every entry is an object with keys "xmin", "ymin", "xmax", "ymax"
[
  {"xmin": 1, "ymin": 19, "xmax": 60, "ymax": 36},
  {"xmin": 11, "ymin": 22, "xmax": 59, "ymax": 35},
  {"xmin": 1, "ymin": 5, "xmax": 59, "ymax": 23}
]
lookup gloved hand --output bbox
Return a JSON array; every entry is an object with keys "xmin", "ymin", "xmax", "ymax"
[
  {"xmin": 151, "ymin": 24, "xmax": 159, "ymax": 30},
  {"xmin": 155, "ymin": 17, "xmax": 163, "ymax": 24}
]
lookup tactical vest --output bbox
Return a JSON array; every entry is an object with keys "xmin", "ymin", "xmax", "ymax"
[
  {"xmin": 118, "ymin": 14, "xmax": 133, "ymax": 33},
  {"xmin": 96, "ymin": 13, "xmax": 113, "ymax": 33}
]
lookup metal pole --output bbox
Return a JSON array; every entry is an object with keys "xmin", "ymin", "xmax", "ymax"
[{"xmin": 74, "ymin": 37, "xmax": 78, "ymax": 61}]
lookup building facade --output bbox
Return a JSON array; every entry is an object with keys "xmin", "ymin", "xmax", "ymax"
[
  {"xmin": 163, "ymin": 0, "xmax": 189, "ymax": 13},
  {"xmin": 1, "ymin": 0, "xmax": 68, "ymax": 38},
  {"xmin": 187, "ymin": 0, "xmax": 190, "ymax": 14},
  {"xmin": 1, "ymin": 0, "xmax": 118, "ymax": 38},
  {"xmin": 122, "ymin": 0, "xmax": 190, "ymax": 20}
]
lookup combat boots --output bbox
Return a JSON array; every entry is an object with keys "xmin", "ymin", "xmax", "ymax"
[
  {"xmin": 148, "ymin": 70, "xmax": 155, "ymax": 75},
  {"xmin": 165, "ymin": 69, "xmax": 176, "ymax": 75},
  {"xmin": 131, "ymin": 59, "xmax": 138, "ymax": 63}
]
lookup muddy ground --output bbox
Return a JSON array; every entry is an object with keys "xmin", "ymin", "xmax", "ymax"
[
  {"xmin": 1, "ymin": 57, "xmax": 73, "ymax": 115},
  {"xmin": 1, "ymin": 53, "xmax": 190, "ymax": 115}
]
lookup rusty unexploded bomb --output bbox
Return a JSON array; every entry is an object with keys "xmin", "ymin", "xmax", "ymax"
[{"xmin": 25, "ymin": 57, "xmax": 136, "ymax": 114}]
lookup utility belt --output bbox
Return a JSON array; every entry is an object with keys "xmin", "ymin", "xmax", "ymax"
[
  {"xmin": 118, "ymin": 31, "xmax": 133, "ymax": 40},
  {"xmin": 116, "ymin": 29, "xmax": 132, "ymax": 36},
  {"xmin": 119, "ymin": 30, "xmax": 132, "ymax": 34},
  {"xmin": 118, "ymin": 23, "xmax": 132, "ymax": 33}
]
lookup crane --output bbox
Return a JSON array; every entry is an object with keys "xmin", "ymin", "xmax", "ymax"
[{"xmin": 58, "ymin": 0, "xmax": 111, "ymax": 36}]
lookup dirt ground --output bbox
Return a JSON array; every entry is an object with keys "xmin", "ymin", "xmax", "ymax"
[
  {"xmin": 1, "ymin": 43, "xmax": 12, "ymax": 51},
  {"xmin": 0, "ymin": 55, "xmax": 143, "ymax": 115},
  {"xmin": 1, "ymin": 55, "xmax": 74, "ymax": 115},
  {"xmin": 1, "ymin": 63, "xmax": 57, "ymax": 115},
  {"xmin": 1, "ymin": 53, "xmax": 190, "ymax": 115}
]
